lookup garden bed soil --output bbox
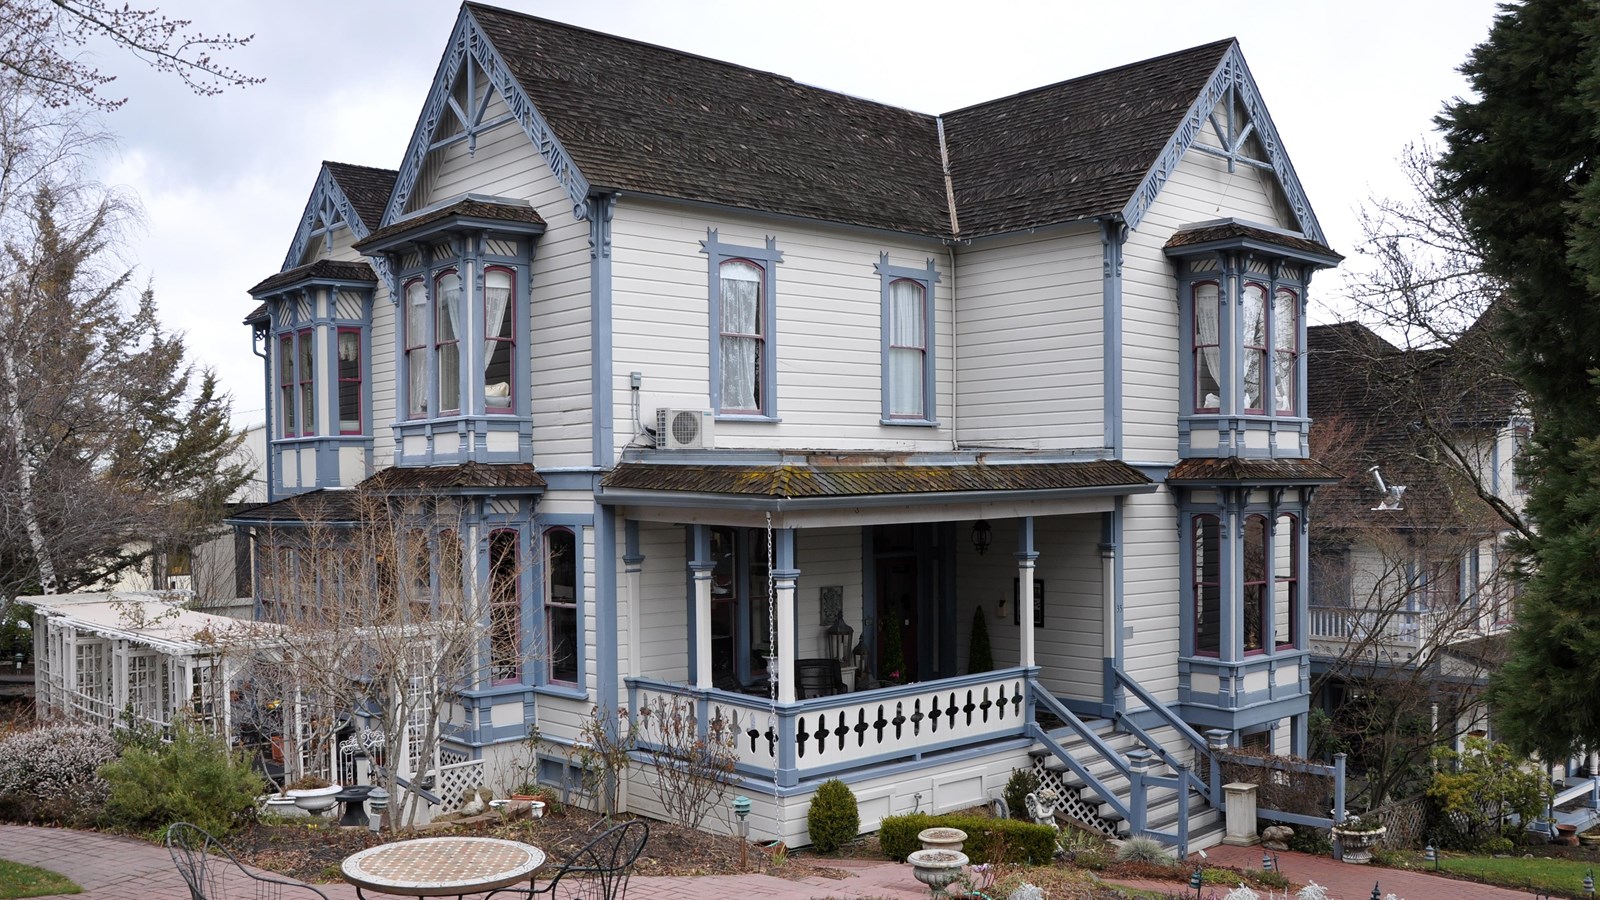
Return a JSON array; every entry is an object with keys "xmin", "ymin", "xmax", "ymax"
[{"xmin": 230, "ymin": 805, "xmax": 843, "ymax": 884}]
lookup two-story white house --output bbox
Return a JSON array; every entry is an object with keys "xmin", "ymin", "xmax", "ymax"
[{"xmin": 228, "ymin": 2, "xmax": 1343, "ymax": 847}]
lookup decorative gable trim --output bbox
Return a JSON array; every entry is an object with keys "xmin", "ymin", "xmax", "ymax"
[
  {"xmin": 1121, "ymin": 43, "xmax": 1324, "ymax": 244},
  {"xmin": 283, "ymin": 165, "xmax": 371, "ymax": 271},
  {"xmin": 386, "ymin": 9, "xmax": 592, "ymax": 228}
]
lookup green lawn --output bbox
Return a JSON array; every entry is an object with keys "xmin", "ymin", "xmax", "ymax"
[
  {"xmin": 0, "ymin": 859, "xmax": 81, "ymax": 899},
  {"xmin": 1398, "ymin": 851, "xmax": 1597, "ymax": 896}
]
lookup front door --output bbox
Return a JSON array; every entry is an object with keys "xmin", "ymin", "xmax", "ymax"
[{"xmin": 875, "ymin": 555, "xmax": 918, "ymax": 682}]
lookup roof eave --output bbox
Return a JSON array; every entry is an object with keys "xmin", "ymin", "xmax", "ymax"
[{"xmin": 597, "ymin": 481, "xmax": 1159, "ymax": 511}]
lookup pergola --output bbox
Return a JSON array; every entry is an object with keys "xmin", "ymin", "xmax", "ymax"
[{"xmin": 19, "ymin": 591, "xmax": 262, "ymax": 738}]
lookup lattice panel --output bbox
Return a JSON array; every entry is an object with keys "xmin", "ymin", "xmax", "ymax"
[
  {"xmin": 1374, "ymin": 796, "xmax": 1426, "ymax": 849},
  {"xmin": 1033, "ymin": 759, "xmax": 1119, "ymax": 837},
  {"xmin": 435, "ymin": 759, "xmax": 486, "ymax": 814},
  {"xmin": 439, "ymin": 746, "xmax": 469, "ymax": 766}
]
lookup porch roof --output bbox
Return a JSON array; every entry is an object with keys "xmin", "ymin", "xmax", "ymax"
[
  {"xmin": 1166, "ymin": 456, "xmax": 1343, "ymax": 485},
  {"xmin": 598, "ymin": 457, "xmax": 1152, "ymax": 509},
  {"xmin": 16, "ymin": 592, "xmax": 270, "ymax": 655}
]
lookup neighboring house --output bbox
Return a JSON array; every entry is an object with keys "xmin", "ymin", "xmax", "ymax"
[
  {"xmin": 96, "ymin": 423, "xmax": 267, "ymax": 614},
  {"xmin": 222, "ymin": 3, "xmax": 1344, "ymax": 847},
  {"xmin": 1304, "ymin": 320, "xmax": 1524, "ymax": 756}
]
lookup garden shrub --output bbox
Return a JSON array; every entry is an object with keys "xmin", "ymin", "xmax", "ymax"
[
  {"xmin": 100, "ymin": 723, "xmax": 264, "ymax": 836},
  {"xmin": 807, "ymin": 778, "xmax": 860, "ymax": 852},
  {"xmin": 879, "ymin": 812, "xmax": 1056, "ymax": 864},
  {"xmin": 1427, "ymin": 736, "xmax": 1549, "ymax": 851},
  {"xmin": 1001, "ymin": 768, "xmax": 1039, "ymax": 821},
  {"xmin": 0, "ymin": 723, "xmax": 119, "ymax": 825}
]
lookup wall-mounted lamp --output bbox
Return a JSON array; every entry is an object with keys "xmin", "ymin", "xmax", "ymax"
[{"xmin": 971, "ymin": 520, "xmax": 992, "ymax": 555}]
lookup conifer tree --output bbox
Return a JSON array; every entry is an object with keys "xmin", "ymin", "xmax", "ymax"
[{"xmin": 1435, "ymin": 0, "xmax": 1600, "ymax": 760}]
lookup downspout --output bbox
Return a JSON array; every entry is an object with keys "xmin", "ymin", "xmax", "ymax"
[
  {"xmin": 936, "ymin": 115, "xmax": 960, "ymax": 450},
  {"xmin": 251, "ymin": 316, "xmax": 275, "ymax": 503}
]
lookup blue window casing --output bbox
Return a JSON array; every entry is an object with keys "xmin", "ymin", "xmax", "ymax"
[
  {"xmin": 387, "ymin": 244, "xmax": 535, "ymax": 466},
  {"xmin": 700, "ymin": 229, "xmax": 782, "ymax": 420},
  {"xmin": 263, "ymin": 282, "xmax": 374, "ymax": 494},
  {"xmin": 876, "ymin": 253, "xmax": 940, "ymax": 426}
]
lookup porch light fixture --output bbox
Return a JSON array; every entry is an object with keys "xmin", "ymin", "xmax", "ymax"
[
  {"xmin": 971, "ymin": 520, "xmax": 992, "ymax": 555},
  {"xmin": 825, "ymin": 612, "xmax": 855, "ymax": 666}
]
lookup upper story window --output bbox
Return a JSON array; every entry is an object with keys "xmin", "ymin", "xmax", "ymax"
[
  {"xmin": 278, "ymin": 331, "xmax": 316, "ymax": 437},
  {"xmin": 1165, "ymin": 220, "xmax": 1341, "ymax": 427},
  {"xmin": 701, "ymin": 230, "xmax": 783, "ymax": 419},
  {"xmin": 877, "ymin": 254, "xmax": 941, "ymax": 425},
  {"xmin": 1192, "ymin": 278, "xmax": 1300, "ymax": 416},
  {"xmin": 434, "ymin": 269, "xmax": 463, "ymax": 416},
  {"xmin": 337, "ymin": 329, "xmax": 362, "ymax": 434},
  {"xmin": 353, "ymin": 196, "xmax": 545, "ymax": 437},
  {"xmin": 485, "ymin": 267, "xmax": 515, "ymax": 413}
]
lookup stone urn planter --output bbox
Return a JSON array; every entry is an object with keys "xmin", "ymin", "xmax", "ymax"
[
  {"xmin": 1332, "ymin": 823, "xmax": 1385, "ymax": 864},
  {"xmin": 287, "ymin": 784, "xmax": 343, "ymax": 817},
  {"xmin": 918, "ymin": 827, "xmax": 968, "ymax": 852},
  {"xmin": 906, "ymin": 848, "xmax": 968, "ymax": 898}
]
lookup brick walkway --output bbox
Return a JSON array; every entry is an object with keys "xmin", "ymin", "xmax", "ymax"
[
  {"xmin": 0, "ymin": 824, "xmax": 1553, "ymax": 899},
  {"xmin": 0, "ymin": 825, "xmax": 924, "ymax": 900},
  {"xmin": 1190, "ymin": 843, "xmax": 1539, "ymax": 899}
]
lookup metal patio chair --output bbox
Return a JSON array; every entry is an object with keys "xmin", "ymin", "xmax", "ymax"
[
  {"xmin": 166, "ymin": 822, "xmax": 331, "ymax": 900},
  {"xmin": 485, "ymin": 819, "xmax": 649, "ymax": 900}
]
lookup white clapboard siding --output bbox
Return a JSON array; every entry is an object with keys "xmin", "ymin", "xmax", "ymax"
[
  {"xmin": 793, "ymin": 526, "xmax": 864, "ymax": 660},
  {"xmin": 635, "ymin": 522, "xmax": 689, "ymax": 684},
  {"xmin": 953, "ymin": 227, "xmax": 1105, "ymax": 449},
  {"xmin": 954, "ymin": 514, "xmax": 1105, "ymax": 702},
  {"xmin": 1119, "ymin": 123, "xmax": 1292, "ymax": 460},
  {"xmin": 609, "ymin": 199, "xmax": 954, "ymax": 453},
  {"xmin": 1120, "ymin": 489, "xmax": 1182, "ymax": 702},
  {"xmin": 410, "ymin": 88, "xmax": 594, "ymax": 469}
]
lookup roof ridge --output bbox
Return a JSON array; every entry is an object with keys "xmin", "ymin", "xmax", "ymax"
[
  {"xmin": 323, "ymin": 159, "xmax": 398, "ymax": 175},
  {"xmin": 940, "ymin": 36, "xmax": 1236, "ymax": 118}
]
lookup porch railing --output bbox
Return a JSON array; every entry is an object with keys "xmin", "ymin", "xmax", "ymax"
[{"xmin": 627, "ymin": 667, "xmax": 1032, "ymax": 786}]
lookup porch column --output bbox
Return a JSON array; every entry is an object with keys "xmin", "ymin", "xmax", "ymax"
[
  {"xmin": 624, "ymin": 520, "xmax": 643, "ymax": 680},
  {"xmin": 689, "ymin": 525, "xmax": 714, "ymax": 690},
  {"xmin": 1017, "ymin": 516, "xmax": 1038, "ymax": 669},
  {"xmin": 774, "ymin": 528, "xmax": 798, "ymax": 703}
]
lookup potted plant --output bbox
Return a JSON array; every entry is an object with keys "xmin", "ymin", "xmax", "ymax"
[
  {"xmin": 285, "ymin": 775, "xmax": 342, "ymax": 816},
  {"xmin": 1331, "ymin": 813, "xmax": 1385, "ymax": 864},
  {"xmin": 508, "ymin": 783, "xmax": 547, "ymax": 818}
]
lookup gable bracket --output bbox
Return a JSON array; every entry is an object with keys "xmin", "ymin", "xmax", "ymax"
[
  {"xmin": 1121, "ymin": 45, "xmax": 1325, "ymax": 244},
  {"xmin": 284, "ymin": 167, "xmax": 367, "ymax": 271},
  {"xmin": 387, "ymin": 11, "xmax": 592, "ymax": 227}
]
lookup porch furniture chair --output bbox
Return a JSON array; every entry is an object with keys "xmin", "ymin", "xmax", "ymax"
[
  {"xmin": 166, "ymin": 822, "xmax": 331, "ymax": 900},
  {"xmin": 485, "ymin": 819, "xmax": 649, "ymax": 900},
  {"xmin": 796, "ymin": 657, "xmax": 846, "ymax": 698}
]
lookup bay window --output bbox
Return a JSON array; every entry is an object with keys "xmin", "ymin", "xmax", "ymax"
[
  {"xmin": 488, "ymin": 528, "xmax": 521, "ymax": 684},
  {"xmin": 1194, "ymin": 514, "xmax": 1221, "ymax": 655},
  {"xmin": 404, "ymin": 279, "xmax": 427, "ymax": 418},
  {"xmin": 278, "ymin": 335, "xmax": 297, "ymax": 437},
  {"xmin": 1193, "ymin": 281, "xmax": 1221, "ymax": 412},
  {"xmin": 1190, "ymin": 509, "xmax": 1302, "ymax": 658},
  {"xmin": 1274, "ymin": 514, "xmax": 1298, "ymax": 648},
  {"xmin": 337, "ymin": 329, "xmax": 361, "ymax": 434},
  {"xmin": 1242, "ymin": 515, "xmax": 1266, "ymax": 652}
]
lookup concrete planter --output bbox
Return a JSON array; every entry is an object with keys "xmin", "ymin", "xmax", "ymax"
[
  {"xmin": 906, "ymin": 848, "xmax": 968, "ymax": 898},
  {"xmin": 917, "ymin": 827, "xmax": 968, "ymax": 853}
]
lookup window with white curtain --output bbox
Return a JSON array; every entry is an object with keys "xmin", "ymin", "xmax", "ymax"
[
  {"xmin": 877, "ymin": 254, "xmax": 940, "ymax": 423},
  {"xmin": 718, "ymin": 259, "xmax": 763, "ymax": 413},
  {"xmin": 1187, "ymin": 278, "xmax": 1300, "ymax": 416},
  {"xmin": 434, "ymin": 269, "xmax": 462, "ymax": 415},
  {"xmin": 404, "ymin": 279, "xmax": 428, "ymax": 418},
  {"xmin": 483, "ymin": 267, "xmax": 514, "ymax": 413},
  {"xmin": 887, "ymin": 279, "xmax": 927, "ymax": 418},
  {"xmin": 702, "ymin": 230, "xmax": 783, "ymax": 418}
]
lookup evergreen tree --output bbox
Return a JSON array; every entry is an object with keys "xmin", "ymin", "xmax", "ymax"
[{"xmin": 1435, "ymin": 0, "xmax": 1600, "ymax": 760}]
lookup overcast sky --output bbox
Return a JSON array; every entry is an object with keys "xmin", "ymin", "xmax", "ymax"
[{"xmin": 88, "ymin": 0, "xmax": 1505, "ymax": 427}]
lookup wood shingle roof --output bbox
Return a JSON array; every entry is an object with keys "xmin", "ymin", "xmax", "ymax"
[{"xmin": 323, "ymin": 161, "xmax": 397, "ymax": 233}]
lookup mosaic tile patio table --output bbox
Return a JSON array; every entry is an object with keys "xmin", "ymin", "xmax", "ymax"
[{"xmin": 341, "ymin": 836, "xmax": 545, "ymax": 898}]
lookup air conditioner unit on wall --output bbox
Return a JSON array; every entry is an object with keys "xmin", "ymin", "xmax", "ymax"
[{"xmin": 655, "ymin": 408, "xmax": 714, "ymax": 450}]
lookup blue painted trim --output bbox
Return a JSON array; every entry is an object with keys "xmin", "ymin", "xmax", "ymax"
[
  {"xmin": 590, "ymin": 195, "xmax": 617, "ymax": 467},
  {"xmin": 536, "ymin": 513, "xmax": 591, "ymax": 692},
  {"xmin": 1099, "ymin": 220, "xmax": 1126, "ymax": 456},
  {"xmin": 692, "ymin": 735, "xmax": 1038, "ymax": 800},
  {"xmin": 388, "ymin": 9, "xmax": 591, "ymax": 225},
  {"xmin": 1121, "ymin": 44, "xmax": 1325, "ymax": 243},
  {"xmin": 532, "ymin": 684, "xmax": 590, "ymax": 702},
  {"xmin": 1179, "ymin": 693, "xmax": 1310, "ymax": 732},
  {"xmin": 282, "ymin": 163, "xmax": 376, "ymax": 273},
  {"xmin": 539, "ymin": 469, "xmax": 603, "ymax": 492},
  {"xmin": 700, "ymin": 230, "xmax": 783, "ymax": 419},
  {"xmin": 875, "ymin": 253, "xmax": 941, "ymax": 425},
  {"xmin": 623, "ymin": 519, "xmax": 642, "ymax": 565},
  {"xmin": 594, "ymin": 503, "xmax": 619, "ymax": 733}
]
